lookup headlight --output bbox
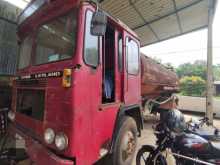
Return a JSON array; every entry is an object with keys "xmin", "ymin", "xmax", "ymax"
[
  {"xmin": 44, "ymin": 128, "xmax": 55, "ymax": 144},
  {"xmin": 55, "ymin": 133, "xmax": 68, "ymax": 151},
  {"xmin": 8, "ymin": 111, "xmax": 15, "ymax": 121}
]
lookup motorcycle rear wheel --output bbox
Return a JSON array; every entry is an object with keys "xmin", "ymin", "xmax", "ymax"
[{"xmin": 136, "ymin": 145, "xmax": 167, "ymax": 165}]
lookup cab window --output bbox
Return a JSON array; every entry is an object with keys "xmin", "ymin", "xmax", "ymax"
[
  {"xmin": 118, "ymin": 34, "xmax": 123, "ymax": 72},
  {"xmin": 84, "ymin": 10, "xmax": 99, "ymax": 67},
  {"xmin": 126, "ymin": 38, "xmax": 139, "ymax": 74}
]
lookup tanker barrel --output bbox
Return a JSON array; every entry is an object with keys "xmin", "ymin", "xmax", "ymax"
[{"xmin": 140, "ymin": 53, "xmax": 179, "ymax": 97}]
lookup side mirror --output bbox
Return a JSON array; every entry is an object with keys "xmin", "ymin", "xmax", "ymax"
[{"xmin": 91, "ymin": 11, "xmax": 107, "ymax": 36}]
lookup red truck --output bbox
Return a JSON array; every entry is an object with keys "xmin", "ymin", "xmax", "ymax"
[{"xmin": 8, "ymin": 0, "xmax": 179, "ymax": 165}]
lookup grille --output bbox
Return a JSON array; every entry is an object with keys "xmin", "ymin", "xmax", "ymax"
[{"xmin": 15, "ymin": 79, "xmax": 48, "ymax": 88}]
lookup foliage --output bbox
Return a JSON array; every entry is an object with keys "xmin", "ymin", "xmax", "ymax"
[
  {"xmin": 150, "ymin": 57, "xmax": 220, "ymax": 96},
  {"xmin": 176, "ymin": 60, "xmax": 220, "ymax": 81},
  {"xmin": 176, "ymin": 60, "xmax": 207, "ymax": 80},
  {"xmin": 180, "ymin": 76, "xmax": 206, "ymax": 97}
]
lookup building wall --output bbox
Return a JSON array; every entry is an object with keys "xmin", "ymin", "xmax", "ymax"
[
  {"xmin": 0, "ymin": 0, "xmax": 21, "ymax": 76},
  {"xmin": 0, "ymin": 0, "xmax": 21, "ymax": 108}
]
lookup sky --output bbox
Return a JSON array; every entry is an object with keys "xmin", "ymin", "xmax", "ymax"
[{"xmin": 2, "ymin": 0, "xmax": 220, "ymax": 67}]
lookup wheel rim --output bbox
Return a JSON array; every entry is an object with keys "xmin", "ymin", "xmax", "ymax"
[
  {"xmin": 139, "ymin": 151, "xmax": 151, "ymax": 165},
  {"xmin": 137, "ymin": 150, "xmax": 166, "ymax": 165},
  {"xmin": 121, "ymin": 131, "xmax": 136, "ymax": 162}
]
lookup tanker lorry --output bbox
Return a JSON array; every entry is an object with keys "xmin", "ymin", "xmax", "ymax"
[
  {"xmin": 7, "ymin": 1, "xmax": 179, "ymax": 165},
  {"xmin": 141, "ymin": 54, "xmax": 179, "ymax": 118}
]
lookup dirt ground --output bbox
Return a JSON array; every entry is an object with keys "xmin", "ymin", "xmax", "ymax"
[{"xmin": 8, "ymin": 112, "xmax": 220, "ymax": 165}]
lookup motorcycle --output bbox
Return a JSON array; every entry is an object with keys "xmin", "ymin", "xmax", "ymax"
[
  {"xmin": 186, "ymin": 116, "xmax": 220, "ymax": 141},
  {"xmin": 136, "ymin": 109, "xmax": 220, "ymax": 165}
]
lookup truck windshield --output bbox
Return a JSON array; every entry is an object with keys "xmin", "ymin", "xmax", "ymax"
[
  {"xmin": 18, "ymin": 10, "xmax": 77, "ymax": 69},
  {"xmin": 34, "ymin": 10, "xmax": 77, "ymax": 65}
]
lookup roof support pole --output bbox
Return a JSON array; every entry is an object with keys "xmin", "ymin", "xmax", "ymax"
[{"xmin": 206, "ymin": 0, "xmax": 215, "ymax": 125}]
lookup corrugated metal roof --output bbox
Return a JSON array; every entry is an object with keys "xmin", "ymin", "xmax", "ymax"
[{"xmin": 100, "ymin": 0, "xmax": 217, "ymax": 46}]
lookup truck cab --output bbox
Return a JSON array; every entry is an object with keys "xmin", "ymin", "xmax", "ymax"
[{"xmin": 9, "ymin": 0, "xmax": 142, "ymax": 164}]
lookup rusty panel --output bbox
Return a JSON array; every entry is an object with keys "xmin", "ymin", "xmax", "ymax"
[{"xmin": 141, "ymin": 54, "xmax": 179, "ymax": 96}]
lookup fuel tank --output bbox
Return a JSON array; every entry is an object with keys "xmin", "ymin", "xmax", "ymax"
[
  {"xmin": 175, "ymin": 133, "xmax": 211, "ymax": 156},
  {"xmin": 141, "ymin": 54, "xmax": 179, "ymax": 98}
]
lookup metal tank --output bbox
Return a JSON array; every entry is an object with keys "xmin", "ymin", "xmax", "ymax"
[{"xmin": 141, "ymin": 54, "xmax": 179, "ymax": 98}]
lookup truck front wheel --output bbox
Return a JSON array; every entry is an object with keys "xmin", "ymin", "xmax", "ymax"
[{"xmin": 113, "ymin": 116, "xmax": 138, "ymax": 165}]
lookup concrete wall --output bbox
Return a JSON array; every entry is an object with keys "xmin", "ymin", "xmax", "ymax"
[{"xmin": 178, "ymin": 95, "xmax": 220, "ymax": 117}]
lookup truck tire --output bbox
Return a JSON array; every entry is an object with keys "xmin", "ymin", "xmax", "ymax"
[{"xmin": 113, "ymin": 116, "xmax": 138, "ymax": 165}]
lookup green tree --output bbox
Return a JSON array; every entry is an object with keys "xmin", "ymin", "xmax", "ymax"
[
  {"xmin": 176, "ymin": 60, "xmax": 220, "ymax": 81},
  {"xmin": 176, "ymin": 60, "xmax": 206, "ymax": 80},
  {"xmin": 180, "ymin": 76, "xmax": 206, "ymax": 97}
]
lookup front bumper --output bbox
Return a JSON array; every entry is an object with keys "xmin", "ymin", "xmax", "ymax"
[{"xmin": 10, "ymin": 125, "xmax": 74, "ymax": 165}]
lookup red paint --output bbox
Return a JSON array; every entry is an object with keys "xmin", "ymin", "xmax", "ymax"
[{"xmin": 11, "ymin": 0, "xmax": 178, "ymax": 164}]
